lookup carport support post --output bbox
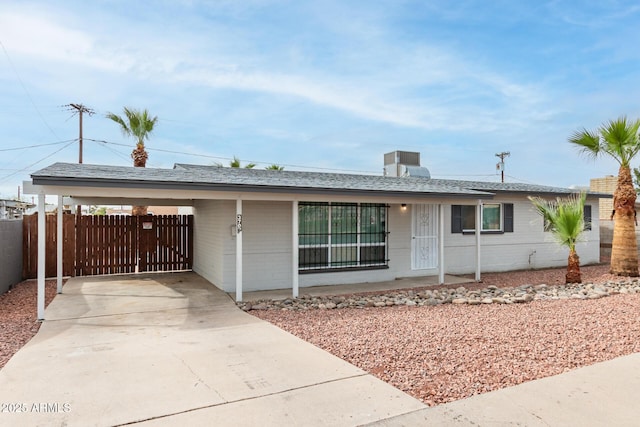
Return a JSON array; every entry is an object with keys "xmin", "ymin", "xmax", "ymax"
[
  {"xmin": 292, "ymin": 201, "xmax": 299, "ymax": 298},
  {"xmin": 475, "ymin": 199, "xmax": 482, "ymax": 282},
  {"xmin": 235, "ymin": 199, "xmax": 243, "ymax": 302},
  {"xmin": 57, "ymin": 195, "xmax": 63, "ymax": 294},
  {"xmin": 37, "ymin": 193, "xmax": 45, "ymax": 320},
  {"xmin": 438, "ymin": 204, "xmax": 445, "ymax": 284}
]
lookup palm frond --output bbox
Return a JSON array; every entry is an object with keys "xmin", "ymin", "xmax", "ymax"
[
  {"xmin": 569, "ymin": 128, "xmax": 604, "ymax": 162},
  {"xmin": 106, "ymin": 112, "xmax": 132, "ymax": 137},
  {"xmin": 108, "ymin": 107, "xmax": 158, "ymax": 146},
  {"xmin": 529, "ymin": 192, "xmax": 586, "ymax": 252},
  {"xmin": 571, "ymin": 116, "xmax": 640, "ymax": 167}
]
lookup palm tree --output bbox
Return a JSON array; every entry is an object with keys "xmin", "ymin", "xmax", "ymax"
[
  {"xmin": 230, "ymin": 156, "xmax": 255, "ymax": 168},
  {"xmin": 215, "ymin": 156, "xmax": 256, "ymax": 168},
  {"xmin": 570, "ymin": 116, "xmax": 640, "ymax": 276},
  {"xmin": 265, "ymin": 164, "xmax": 284, "ymax": 170},
  {"xmin": 529, "ymin": 192, "xmax": 587, "ymax": 283},
  {"xmin": 107, "ymin": 107, "xmax": 158, "ymax": 215},
  {"xmin": 106, "ymin": 107, "xmax": 158, "ymax": 168}
]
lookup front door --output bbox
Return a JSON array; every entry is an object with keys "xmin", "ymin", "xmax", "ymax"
[{"xmin": 412, "ymin": 204, "xmax": 438, "ymax": 269}]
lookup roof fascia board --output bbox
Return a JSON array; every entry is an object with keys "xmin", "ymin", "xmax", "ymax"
[
  {"xmin": 29, "ymin": 177, "xmax": 494, "ymax": 199},
  {"xmin": 25, "ymin": 183, "xmax": 494, "ymax": 204}
]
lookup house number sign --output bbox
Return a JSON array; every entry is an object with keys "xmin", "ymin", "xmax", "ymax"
[
  {"xmin": 236, "ymin": 214, "xmax": 243, "ymax": 233},
  {"xmin": 142, "ymin": 222, "xmax": 153, "ymax": 230}
]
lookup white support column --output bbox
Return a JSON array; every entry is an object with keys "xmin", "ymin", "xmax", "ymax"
[
  {"xmin": 235, "ymin": 199, "xmax": 243, "ymax": 302},
  {"xmin": 475, "ymin": 199, "xmax": 482, "ymax": 282},
  {"xmin": 292, "ymin": 200, "xmax": 299, "ymax": 298},
  {"xmin": 438, "ymin": 203, "xmax": 445, "ymax": 284},
  {"xmin": 37, "ymin": 193, "xmax": 46, "ymax": 320},
  {"xmin": 57, "ymin": 195, "xmax": 63, "ymax": 294}
]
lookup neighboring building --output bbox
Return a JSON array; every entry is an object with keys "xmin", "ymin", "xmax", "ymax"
[
  {"xmin": 105, "ymin": 206, "xmax": 192, "ymax": 215},
  {"xmin": 26, "ymin": 152, "xmax": 606, "ymax": 298},
  {"xmin": 0, "ymin": 199, "xmax": 35, "ymax": 219},
  {"xmin": 590, "ymin": 176, "xmax": 617, "ymax": 219}
]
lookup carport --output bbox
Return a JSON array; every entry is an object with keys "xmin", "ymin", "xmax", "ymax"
[
  {"xmin": 24, "ymin": 170, "xmax": 251, "ymax": 320},
  {"xmin": 24, "ymin": 163, "xmax": 321, "ymax": 319}
]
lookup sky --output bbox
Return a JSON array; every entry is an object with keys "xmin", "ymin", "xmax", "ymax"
[{"xmin": 1, "ymin": 0, "xmax": 640, "ymax": 199}]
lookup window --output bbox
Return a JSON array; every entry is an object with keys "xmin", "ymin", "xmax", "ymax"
[
  {"xmin": 452, "ymin": 203, "xmax": 514, "ymax": 234},
  {"xmin": 482, "ymin": 204, "xmax": 502, "ymax": 231},
  {"xmin": 298, "ymin": 202, "xmax": 388, "ymax": 271}
]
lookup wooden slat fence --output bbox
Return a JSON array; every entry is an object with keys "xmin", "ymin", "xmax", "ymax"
[
  {"xmin": 23, "ymin": 214, "xmax": 193, "ymax": 279},
  {"xmin": 22, "ymin": 213, "xmax": 75, "ymax": 279}
]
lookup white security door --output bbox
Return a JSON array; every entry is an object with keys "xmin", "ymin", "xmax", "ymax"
[{"xmin": 412, "ymin": 204, "xmax": 439, "ymax": 269}]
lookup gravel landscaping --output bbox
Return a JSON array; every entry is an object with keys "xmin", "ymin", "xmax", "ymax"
[
  {"xmin": 249, "ymin": 264, "xmax": 640, "ymax": 406},
  {"xmin": 0, "ymin": 279, "xmax": 58, "ymax": 369}
]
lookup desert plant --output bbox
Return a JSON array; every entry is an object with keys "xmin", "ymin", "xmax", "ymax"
[{"xmin": 529, "ymin": 192, "xmax": 587, "ymax": 283}]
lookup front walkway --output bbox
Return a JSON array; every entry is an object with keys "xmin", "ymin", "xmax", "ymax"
[
  {"xmin": 0, "ymin": 272, "xmax": 425, "ymax": 427},
  {"xmin": 238, "ymin": 274, "xmax": 473, "ymax": 301}
]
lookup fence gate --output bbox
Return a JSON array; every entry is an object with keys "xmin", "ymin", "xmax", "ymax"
[{"xmin": 23, "ymin": 214, "xmax": 194, "ymax": 279}]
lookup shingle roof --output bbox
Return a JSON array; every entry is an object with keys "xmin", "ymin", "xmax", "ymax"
[{"xmin": 31, "ymin": 162, "xmax": 604, "ymax": 199}]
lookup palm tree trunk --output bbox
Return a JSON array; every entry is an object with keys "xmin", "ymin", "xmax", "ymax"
[
  {"xmin": 610, "ymin": 166, "xmax": 639, "ymax": 276},
  {"xmin": 132, "ymin": 143, "xmax": 148, "ymax": 168},
  {"xmin": 131, "ymin": 142, "xmax": 149, "ymax": 216},
  {"xmin": 565, "ymin": 249, "xmax": 581, "ymax": 283},
  {"xmin": 132, "ymin": 206, "xmax": 148, "ymax": 216}
]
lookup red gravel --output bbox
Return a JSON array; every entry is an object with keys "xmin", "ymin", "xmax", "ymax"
[
  {"xmin": 0, "ymin": 279, "xmax": 58, "ymax": 369},
  {"xmin": 253, "ymin": 264, "xmax": 640, "ymax": 406}
]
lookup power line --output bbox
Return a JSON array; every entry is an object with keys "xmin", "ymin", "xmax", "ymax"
[
  {"xmin": 93, "ymin": 139, "xmax": 134, "ymax": 163},
  {"xmin": 84, "ymin": 138, "xmax": 381, "ymax": 174},
  {"xmin": 504, "ymin": 174, "xmax": 539, "ymax": 185},
  {"xmin": 0, "ymin": 139, "xmax": 77, "ymax": 152},
  {"xmin": 0, "ymin": 140, "xmax": 77, "ymax": 184},
  {"xmin": 0, "ymin": 39, "xmax": 62, "ymax": 140}
]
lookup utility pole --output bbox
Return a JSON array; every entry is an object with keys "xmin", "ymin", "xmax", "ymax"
[
  {"xmin": 67, "ymin": 103, "xmax": 95, "ymax": 164},
  {"xmin": 66, "ymin": 104, "xmax": 95, "ymax": 217},
  {"xmin": 495, "ymin": 151, "xmax": 510, "ymax": 183}
]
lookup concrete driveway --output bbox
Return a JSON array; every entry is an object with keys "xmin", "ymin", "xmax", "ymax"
[{"xmin": 0, "ymin": 273, "xmax": 425, "ymax": 426}]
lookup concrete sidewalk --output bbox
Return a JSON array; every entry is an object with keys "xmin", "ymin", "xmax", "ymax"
[
  {"xmin": 368, "ymin": 352, "xmax": 640, "ymax": 426},
  {"xmin": 0, "ymin": 273, "xmax": 425, "ymax": 426}
]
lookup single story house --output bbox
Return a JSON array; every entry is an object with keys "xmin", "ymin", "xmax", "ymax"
[
  {"xmin": 25, "ymin": 151, "xmax": 606, "ymax": 319},
  {"xmin": 0, "ymin": 198, "xmax": 35, "ymax": 219}
]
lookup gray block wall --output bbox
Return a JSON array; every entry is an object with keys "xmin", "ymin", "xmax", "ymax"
[{"xmin": 0, "ymin": 219, "xmax": 23, "ymax": 295}]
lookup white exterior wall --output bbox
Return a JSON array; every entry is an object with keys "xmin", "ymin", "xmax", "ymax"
[
  {"xmin": 194, "ymin": 196, "xmax": 601, "ymax": 292},
  {"xmin": 192, "ymin": 199, "xmax": 233, "ymax": 290},
  {"xmin": 194, "ymin": 199, "xmax": 294, "ymax": 292},
  {"xmin": 443, "ymin": 196, "xmax": 600, "ymax": 274},
  {"xmin": 231, "ymin": 201, "xmax": 293, "ymax": 292}
]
